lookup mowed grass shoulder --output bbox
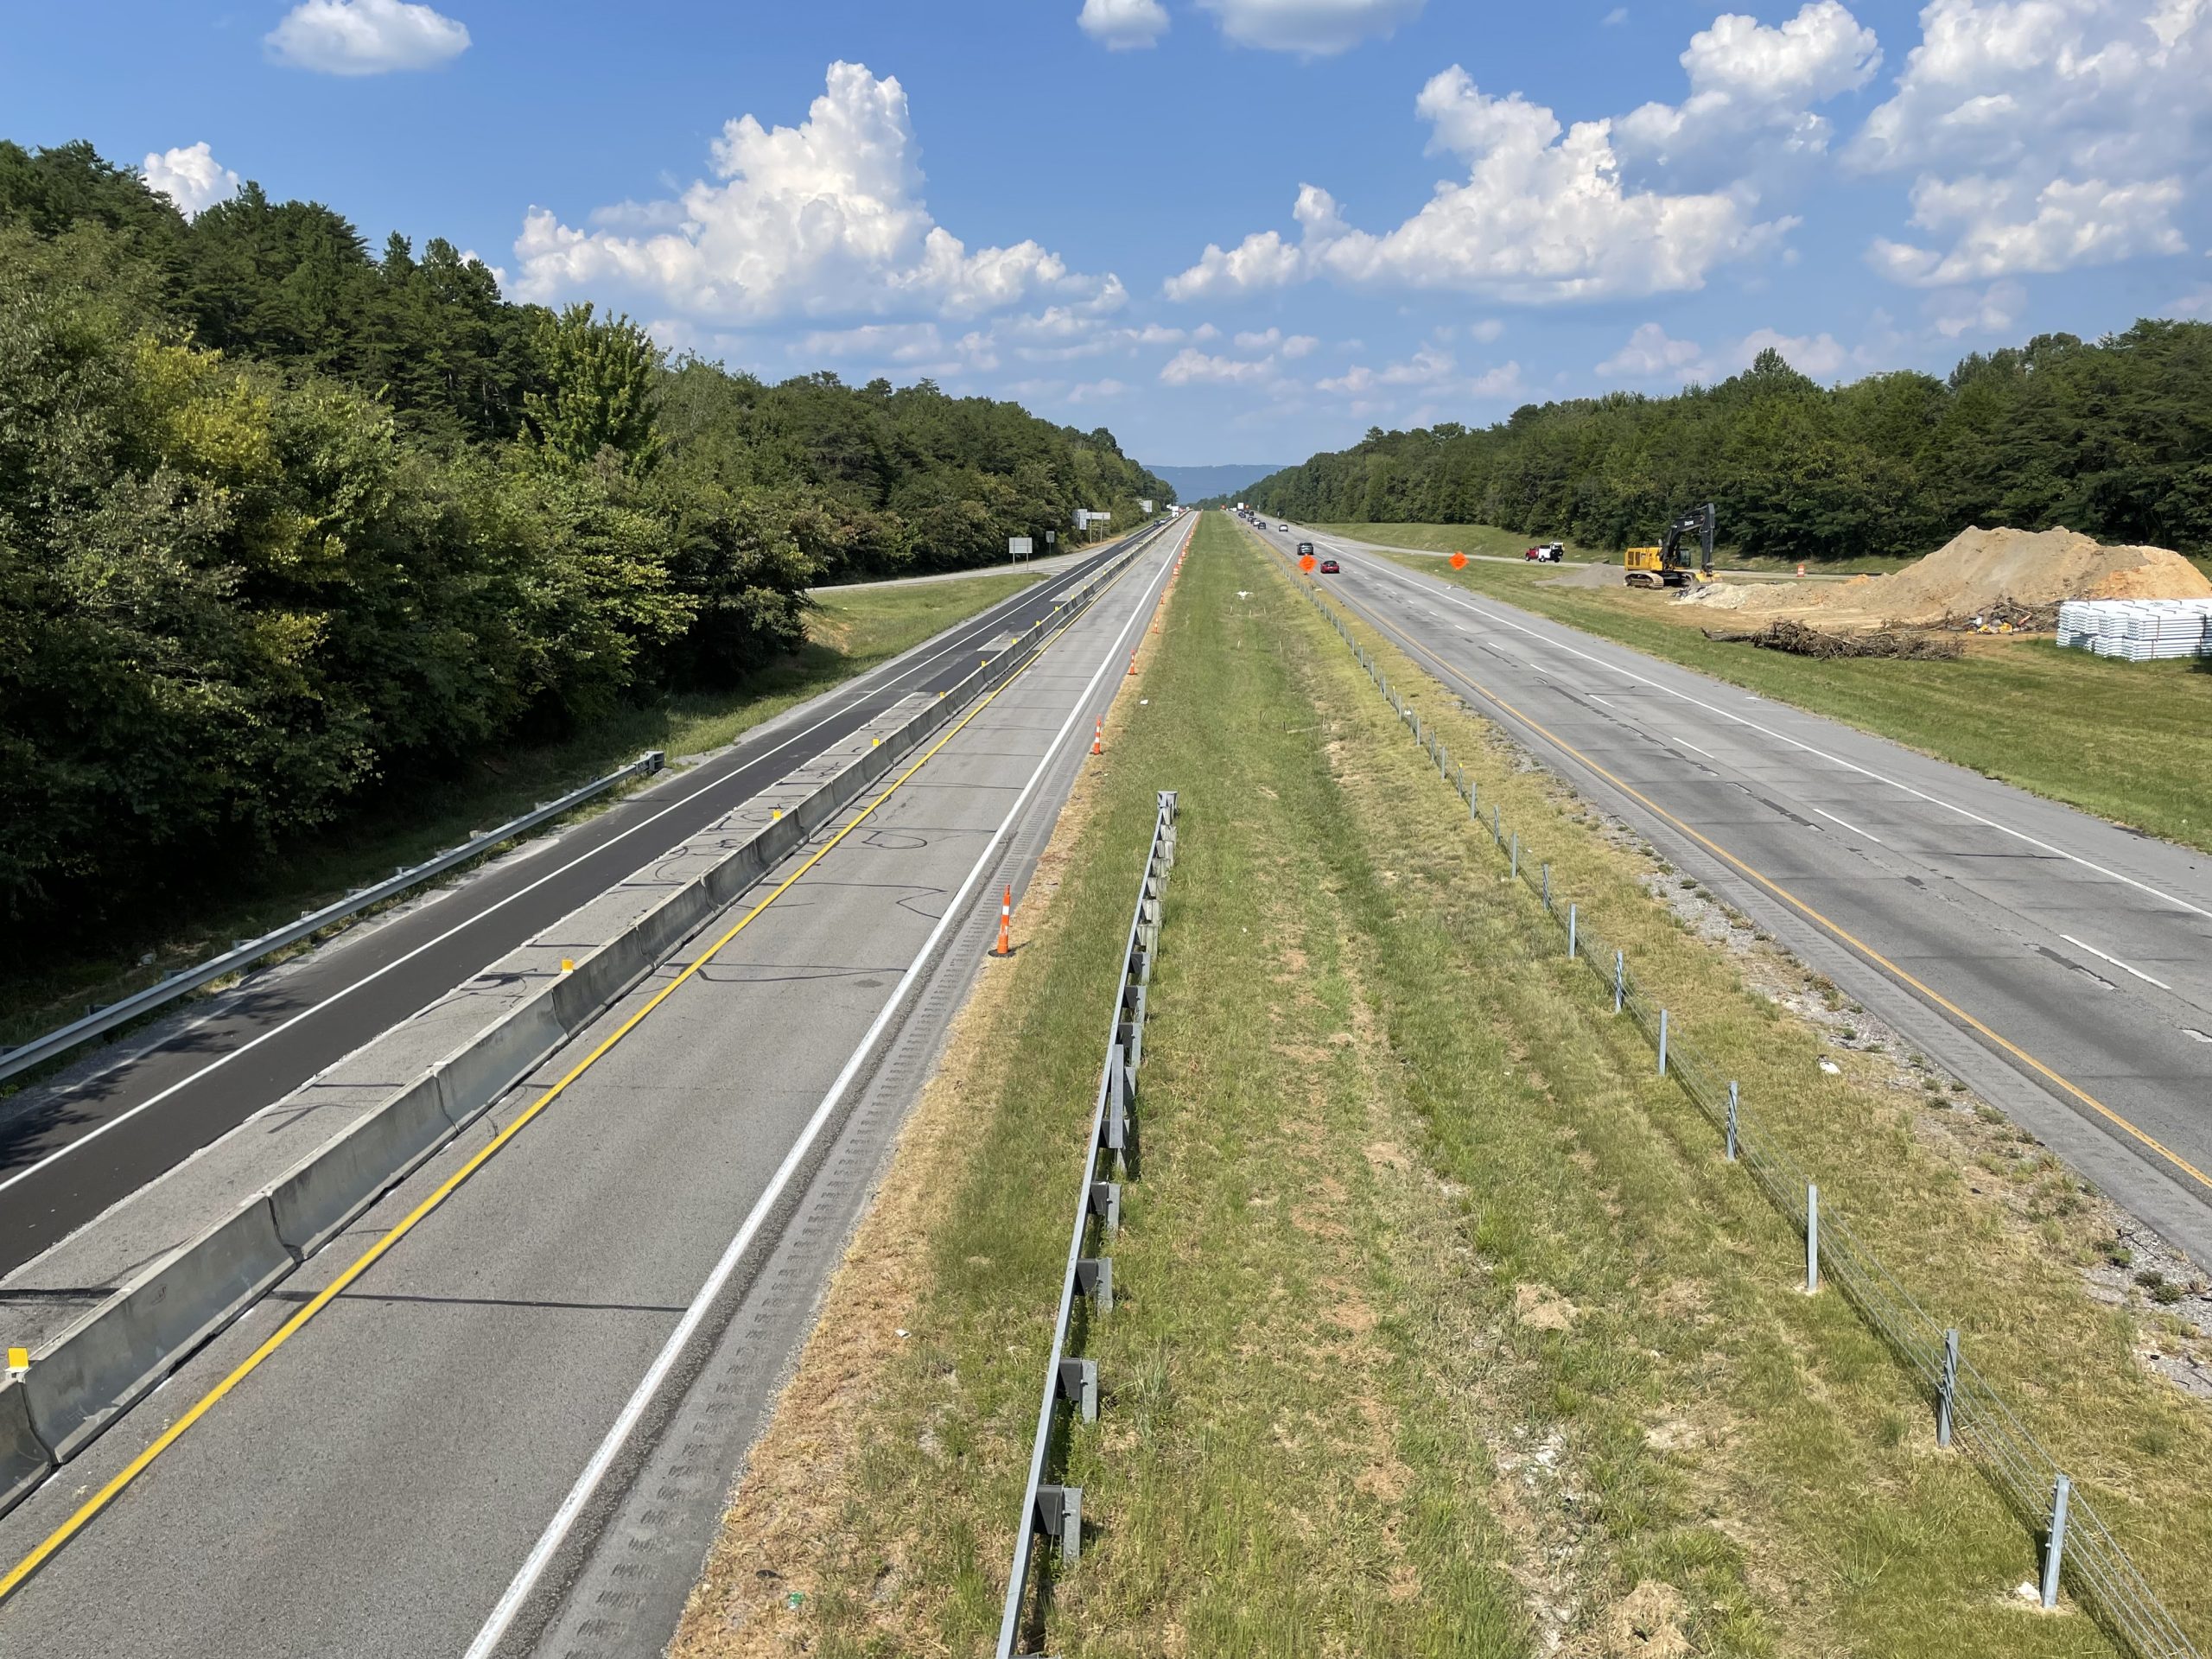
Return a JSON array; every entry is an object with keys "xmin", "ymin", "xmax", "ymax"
[
  {"xmin": 0, "ymin": 563, "xmax": 1044, "ymax": 1060},
  {"xmin": 673, "ymin": 514, "xmax": 2210, "ymax": 1657},
  {"xmin": 1376, "ymin": 549, "xmax": 2212, "ymax": 856}
]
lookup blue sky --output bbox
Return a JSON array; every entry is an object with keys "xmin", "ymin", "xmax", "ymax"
[{"xmin": 7, "ymin": 0, "xmax": 2209, "ymax": 469}]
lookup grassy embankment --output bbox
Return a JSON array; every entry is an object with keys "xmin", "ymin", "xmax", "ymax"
[
  {"xmin": 1354, "ymin": 548, "xmax": 2212, "ymax": 855},
  {"xmin": 0, "ymin": 567, "xmax": 1045, "ymax": 1062},
  {"xmin": 672, "ymin": 512, "xmax": 2212, "ymax": 1657}
]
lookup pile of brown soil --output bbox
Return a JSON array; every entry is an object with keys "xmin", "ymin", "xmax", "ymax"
[
  {"xmin": 1678, "ymin": 527, "xmax": 2211, "ymax": 631},
  {"xmin": 1703, "ymin": 619, "xmax": 1963, "ymax": 659}
]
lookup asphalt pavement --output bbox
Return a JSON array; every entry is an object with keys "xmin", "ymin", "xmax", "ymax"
[
  {"xmin": 0, "ymin": 539, "xmax": 1135, "ymax": 1279},
  {"xmin": 1279, "ymin": 520, "xmax": 2212, "ymax": 1267},
  {"xmin": 0, "ymin": 514, "xmax": 1190, "ymax": 1657}
]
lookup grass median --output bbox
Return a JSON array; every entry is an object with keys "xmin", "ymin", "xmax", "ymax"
[
  {"xmin": 0, "ymin": 565, "xmax": 1046, "ymax": 1071},
  {"xmin": 673, "ymin": 512, "xmax": 2211, "ymax": 1657}
]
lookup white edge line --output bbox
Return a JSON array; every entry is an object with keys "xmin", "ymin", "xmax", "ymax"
[
  {"xmin": 461, "ymin": 521, "xmax": 1185, "ymax": 1659},
  {"xmin": 0, "ymin": 550, "xmax": 1130, "ymax": 1204},
  {"xmin": 2058, "ymin": 933, "xmax": 2171, "ymax": 990},
  {"xmin": 1357, "ymin": 557, "xmax": 2212, "ymax": 925},
  {"xmin": 1813, "ymin": 807, "xmax": 1883, "ymax": 844}
]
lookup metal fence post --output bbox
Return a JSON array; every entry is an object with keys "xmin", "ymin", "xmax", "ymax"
[
  {"xmin": 1726, "ymin": 1081, "xmax": 1738, "ymax": 1161},
  {"xmin": 1938, "ymin": 1327, "xmax": 1958, "ymax": 1449},
  {"xmin": 1613, "ymin": 950, "xmax": 1624, "ymax": 1014},
  {"xmin": 1658, "ymin": 1009, "xmax": 1669, "ymax": 1074},
  {"xmin": 1492, "ymin": 803, "xmax": 1501, "ymax": 844},
  {"xmin": 1541, "ymin": 862, "xmax": 1549, "ymax": 907},
  {"xmin": 2044, "ymin": 1473, "xmax": 2070, "ymax": 1608},
  {"xmin": 1567, "ymin": 904, "xmax": 1577, "ymax": 959},
  {"xmin": 1806, "ymin": 1184, "xmax": 1821, "ymax": 1294},
  {"xmin": 1510, "ymin": 833, "xmax": 1519, "ymax": 880}
]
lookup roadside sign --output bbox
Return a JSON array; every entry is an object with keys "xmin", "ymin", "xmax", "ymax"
[
  {"xmin": 1450, "ymin": 551, "xmax": 1468, "ymax": 569},
  {"xmin": 1139, "ymin": 499, "xmax": 1154, "ymax": 514},
  {"xmin": 1300, "ymin": 555, "xmax": 1317, "ymax": 572},
  {"xmin": 1046, "ymin": 530, "xmax": 1057, "ymax": 545},
  {"xmin": 1009, "ymin": 536, "xmax": 1033, "ymax": 561}
]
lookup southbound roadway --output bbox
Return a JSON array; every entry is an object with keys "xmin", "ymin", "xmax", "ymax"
[
  {"xmin": 0, "ymin": 535, "xmax": 1145, "ymax": 1280},
  {"xmin": 1273, "ymin": 518, "xmax": 2212, "ymax": 1268},
  {"xmin": 0, "ymin": 512, "xmax": 1192, "ymax": 1657}
]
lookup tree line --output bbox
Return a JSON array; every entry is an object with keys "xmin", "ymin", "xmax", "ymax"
[
  {"xmin": 0, "ymin": 140, "xmax": 1169, "ymax": 933},
  {"xmin": 1242, "ymin": 329, "xmax": 2212, "ymax": 563}
]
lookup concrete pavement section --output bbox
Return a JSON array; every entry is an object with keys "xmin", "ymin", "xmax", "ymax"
[
  {"xmin": 1281, "ymin": 519, "xmax": 2212, "ymax": 1269},
  {"xmin": 0, "ymin": 533, "xmax": 1144, "ymax": 1281},
  {"xmin": 0, "ymin": 514, "xmax": 1192, "ymax": 1658}
]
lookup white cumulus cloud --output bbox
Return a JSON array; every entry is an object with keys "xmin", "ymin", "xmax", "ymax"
[
  {"xmin": 1847, "ymin": 0, "xmax": 2207, "ymax": 282},
  {"xmin": 1598, "ymin": 321, "xmax": 1707, "ymax": 378},
  {"xmin": 1078, "ymin": 0, "xmax": 1171, "ymax": 48},
  {"xmin": 1615, "ymin": 2, "xmax": 1881, "ymax": 189},
  {"xmin": 513, "ymin": 62, "xmax": 1115, "ymax": 326},
  {"xmin": 1166, "ymin": 65, "xmax": 1794, "ymax": 305},
  {"xmin": 265, "ymin": 0, "xmax": 470, "ymax": 74},
  {"xmin": 1160, "ymin": 347, "xmax": 1282, "ymax": 385},
  {"xmin": 141, "ymin": 143, "xmax": 239, "ymax": 219},
  {"xmin": 1199, "ymin": 0, "xmax": 1425, "ymax": 54}
]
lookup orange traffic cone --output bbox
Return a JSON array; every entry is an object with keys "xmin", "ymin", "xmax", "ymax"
[
  {"xmin": 1092, "ymin": 718, "xmax": 1103, "ymax": 754},
  {"xmin": 992, "ymin": 885, "xmax": 1013, "ymax": 957},
  {"xmin": 1127, "ymin": 651, "xmax": 1138, "ymax": 677}
]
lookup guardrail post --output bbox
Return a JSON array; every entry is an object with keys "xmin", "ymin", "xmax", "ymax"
[
  {"xmin": 1090, "ymin": 1181, "xmax": 1121, "ymax": 1236},
  {"xmin": 1938, "ymin": 1327, "xmax": 1958, "ymax": 1448},
  {"xmin": 1058, "ymin": 1357, "xmax": 1099, "ymax": 1423},
  {"xmin": 1658, "ymin": 1009, "xmax": 1668, "ymax": 1074},
  {"xmin": 2043, "ymin": 1473, "xmax": 2070, "ymax": 1608},
  {"xmin": 1726, "ymin": 1081, "xmax": 1738, "ymax": 1161},
  {"xmin": 1034, "ymin": 1485, "xmax": 1081, "ymax": 1563},
  {"xmin": 1567, "ymin": 904, "xmax": 1577, "ymax": 959},
  {"xmin": 1806, "ymin": 1184, "xmax": 1821, "ymax": 1294},
  {"xmin": 1614, "ymin": 950, "xmax": 1624, "ymax": 1014},
  {"xmin": 1076, "ymin": 1257, "xmax": 1114, "ymax": 1313}
]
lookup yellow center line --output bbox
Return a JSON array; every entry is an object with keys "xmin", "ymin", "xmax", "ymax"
[
  {"xmin": 1284, "ymin": 539, "xmax": 2212, "ymax": 1200},
  {"xmin": 0, "ymin": 547, "xmax": 1156, "ymax": 1605}
]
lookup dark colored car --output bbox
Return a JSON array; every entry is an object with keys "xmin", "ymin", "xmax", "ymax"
[
  {"xmin": 1296, "ymin": 541, "xmax": 1314, "ymax": 556},
  {"xmin": 1319, "ymin": 558, "xmax": 1340, "ymax": 574}
]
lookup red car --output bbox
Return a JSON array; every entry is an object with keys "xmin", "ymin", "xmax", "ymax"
[{"xmin": 1318, "ymin": 558, "xmax": 1340, "ymax": 574}]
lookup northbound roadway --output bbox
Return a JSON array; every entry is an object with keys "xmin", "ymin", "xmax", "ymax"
[
  {"xmin": 0, "ymin": 536, "xmax": 1143, "ymax": 1279},
  {"xmin": 1271, "ymin": 518, "xmax": 2212, "ymax": 1267}
]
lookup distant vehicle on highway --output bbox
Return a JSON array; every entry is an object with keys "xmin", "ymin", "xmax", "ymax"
[
  {"xmin": 1319, "ymin": 558, "xmax": 1340, "ymax": 574},
  {"xmin": 1296, "ymin": 541, "xmax": 1314, "ymax": 556},
  {"xmin": 1525, "ymin": 542, "xmax": 1564, "ymax": 563}
]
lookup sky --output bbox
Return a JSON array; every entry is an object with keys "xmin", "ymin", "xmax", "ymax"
[{"xmin": 6, "ymin": 0, "xmax": 2210, "ymax": 470}]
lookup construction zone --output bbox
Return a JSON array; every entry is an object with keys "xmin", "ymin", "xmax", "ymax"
[{"xmin": 1678, "ymin": 525, "xmax": 2212, "ymax": 640}]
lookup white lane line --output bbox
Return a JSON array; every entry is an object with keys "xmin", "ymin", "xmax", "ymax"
[
  {"xmin": 1357, "ymin": 558, "xmax": 2212, "ymax": 925},
  {"xmin": 2060, "ymin": 934, "xmax": 2172, "ymax": 990},
  {"xmin": 1675, "ymin": 734, "xmax": 1717, "ymax": 759},
  {"xmin": 0, "ymin": 556, "xmax": 1122, "ymax": 1203},
  {"xmin": 1813, "ymin": 807, "xmax": 1883, "ymax": 844},
  {"xmin": 461, "ymin": 524, "xmax": 1185, "ymax": 1659}
]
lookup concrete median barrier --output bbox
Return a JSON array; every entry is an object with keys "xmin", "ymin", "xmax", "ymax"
[
  {"xmin": 0, "ymin": 1382, "xmax": 52, "ymax": 1517},
  {"xmin": 267, "ymin": 1072, "xmax": 453, "ymax": 1257},
  {"xmin": 24, "ymin": 1199, "xmax": 294, "ymax": 1460}
]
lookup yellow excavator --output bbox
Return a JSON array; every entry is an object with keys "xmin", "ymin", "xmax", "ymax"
[{"xmin": 1624, "ymin": 502, "xmax": 1716, "ymax": 588}]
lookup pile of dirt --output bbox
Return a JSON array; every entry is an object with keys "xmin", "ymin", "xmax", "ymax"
[
  {"xmin": 1702, "ymin": 619, "xmax": 1963, "ymax": 659},
  {"xmin": 1677, "ymin": 526, "xmax": 2212, "ymax": 632}
]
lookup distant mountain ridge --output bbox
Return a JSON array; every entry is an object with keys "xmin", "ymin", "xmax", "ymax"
[{"xmin": 1147, "ymin": 462, "xmax": 1293, "ymax": 502}]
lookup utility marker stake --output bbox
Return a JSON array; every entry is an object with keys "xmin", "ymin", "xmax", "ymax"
[
  {"xmin": 1938, "ymin": 1327, "xmax": 1958, "ymax": 1449},
  {"xmin": 2044, "ymin": 1474, "xmax": 2070, "ymax": 1608},
  {"xmin": 1658, "ymin": 1008, "xmax": 1669, "ymax": 1074},
  {"xmin": 1806, "ymin": 1184, "xmax": 1821, "ymax": 1294},
  {"xmin": 1614, "ymin": 950, "xmax": 1624, "ymax": 1014},
  {"xmin": 1510, "ymin": 833, "xmax": 1519, "ymax": 880},
  {"xmin": 1541, "ymin": 862, "xmax": 1550, "ymax": 906},
  {"xmin": 1725, "ymin": 1081, "xmax": 1738, "ymax": 1161},
  {"xmin": 1567, "ymin": 904, "xmax": 1577, "ymax": 959}
]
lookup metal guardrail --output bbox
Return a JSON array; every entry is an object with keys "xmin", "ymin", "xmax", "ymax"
[
  {"xmin": 1287, "ymin": 564, "xmax": 2202, "ymax": 1659},
  {"xmin": 0, "ymin": 751, "xmax": 667, "ymax": 1090},
  {"xmin": 996, "ymin": 788, "xmax": 1179, "ymax": 1658}
]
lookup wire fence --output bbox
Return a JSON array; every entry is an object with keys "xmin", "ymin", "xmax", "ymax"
[
  {"xmin": 1291, "ymin": 569, "xmax": 2202, "ymax": 1659},
  {"xmin": 996, "ymin": 789, "xmax": 1179, "ymax": 1658}
]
